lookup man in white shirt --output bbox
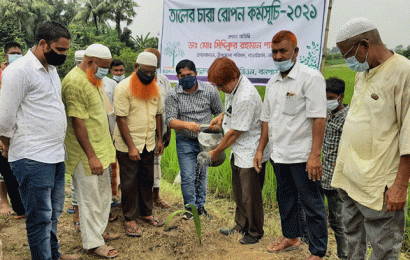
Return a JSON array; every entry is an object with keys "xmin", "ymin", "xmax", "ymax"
[
  {"xmin": 207, "ymin": 57, "xmax": 270, "ymax": 245},
  {"xmin": 145, "ymin": 48, "xmax": 171, "ymax": 209},
  {"xmin": 332, "ymin": 18, "xmax": 410, "ymax": 259},
  {"xmin": 254, "ymin": 30, "xmax": 328, "ymax": 260},
  {"xmin": 0, "ymin": 21, "xmax": 79, "ymax": 260}
]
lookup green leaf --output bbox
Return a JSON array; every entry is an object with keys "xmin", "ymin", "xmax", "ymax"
[
  {"xmin": 164, "ymin": 209, "xmax": 190, "ymax": 230},
  {"xmin": 187, "ymin": 204, "xmax": 202, "ymax": 244}
]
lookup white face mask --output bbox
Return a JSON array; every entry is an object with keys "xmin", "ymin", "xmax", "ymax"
[
  {"xmin": 326, "ymin": 99, "xmax": 339, "ymax": 111},
  {"xmin": 273, "ymin": 49, "xmax": 295, "ymax": 72},
  {"xmin": 95, "ymin": 67, "xmax": 109, "ymax": 79},
  {"xmin": 113, "ymin": 74, "xmax": 125, "ymax": 82},
  {"xmin": 344, "ymin": 44, "xmax": 369, "ymax": 72}
]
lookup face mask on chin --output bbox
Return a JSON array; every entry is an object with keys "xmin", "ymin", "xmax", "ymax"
[
  {"xmin": 113, "ymin": 74, "xmax": 125, "ymax": 82},
  {"xmin": 44, "ymin": 44, "xmax": 67, "ymax": 66},
  {"xmin": 273, "ymin": 49, "xmax": 295, "ymax": 72}
]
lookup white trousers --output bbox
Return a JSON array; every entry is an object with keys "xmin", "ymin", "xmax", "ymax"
[{"xmin": 72, "ymin": 162, "xmax": 111, "ymax": 249}]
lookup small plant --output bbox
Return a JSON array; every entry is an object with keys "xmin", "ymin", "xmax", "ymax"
[{"xmin": 164, "ymin": 204, "xmax": 202, "ymax": 244}]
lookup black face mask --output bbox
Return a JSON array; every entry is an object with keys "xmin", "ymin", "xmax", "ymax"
[
  {"xmin": 44, "ymin": 45, "xmax": 67, "ymax": 66},
  {"xmin": 137, "ymin": 69, "xmax": 155, "ymax": 85}
]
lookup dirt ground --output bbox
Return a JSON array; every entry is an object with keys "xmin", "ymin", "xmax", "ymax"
[{"xmin": 0, "ymin": 182, "xmax": 408, "ymax": 260}]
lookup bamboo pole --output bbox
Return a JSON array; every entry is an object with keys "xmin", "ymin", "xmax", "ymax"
[{"xmin": 320, "ymin": 0, "xmax": 334, "ymax": 73}]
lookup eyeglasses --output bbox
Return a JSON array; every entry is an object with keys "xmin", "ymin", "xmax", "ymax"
[{"xmin": 139, "ymin": 68, "xmax": 156, "ymax": 77}]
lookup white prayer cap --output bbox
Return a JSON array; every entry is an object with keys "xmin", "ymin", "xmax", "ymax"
[
  {"xmin": 74, "ymin": 50, "xmax": 85, "ymax": 62},
  {"xmin": 136, "ymin": 52, "xmax": 157, "ymax": 67},
  {"xmin": 84, "ymin": 43, "xmax": 112, "ymax": 59},
  {"xmin": 336, "ymin": 18, "xmax": 377, "ymax": 43}
]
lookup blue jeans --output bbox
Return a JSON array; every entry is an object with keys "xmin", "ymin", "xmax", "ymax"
[
  {"xmin": 176, "ymin": 135, "xmax": 208, "ymax": 210},
  {"xmin": 10, "ymin": 159, "xmax": 65, "ymax": 260}
]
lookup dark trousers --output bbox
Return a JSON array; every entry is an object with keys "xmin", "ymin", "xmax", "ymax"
[
  {"xmin": 0, "ymin": 154, "xmax": 25, "ymax": 215},
  {"xmin": 272, "ymin": 161, "xmax": 328, "ymax": 257},
  {"xmin": 117, "ymin": 148, "xmax": 154, "ymax": 221},
  {"xmin": 231, "ymin": 155, "xmax": 266, "ymax": 239}
]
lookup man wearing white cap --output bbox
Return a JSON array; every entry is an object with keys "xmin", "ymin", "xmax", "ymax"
[
  {"xmin": 114, "ymin": 52, "xmax": 165, "ymax": 237},
  {"xmin": 62, "ymin": 43, "xmax": 119, "ymax": 258},
  {"xmin": 332, "ymin": 18, "xmax": 410, "ymax": 259}
]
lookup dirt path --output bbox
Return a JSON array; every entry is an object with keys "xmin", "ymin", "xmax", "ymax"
[{"xmin": 0, "ymin": 182, "xmax": 408, "ymax": 260}]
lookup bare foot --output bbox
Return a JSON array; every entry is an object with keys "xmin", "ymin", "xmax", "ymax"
[
  {"xmin": 0, "ymin": 202, "xmax": 15, "ymax": 216},
  {"xmin": 267, "ymin": 237, "xmax": 301, "ymax": 253}
]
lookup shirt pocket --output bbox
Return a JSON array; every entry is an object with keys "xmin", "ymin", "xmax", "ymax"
[{"xmin": 283, "ymin": 96, "xmax": 303, "ymax": 116}]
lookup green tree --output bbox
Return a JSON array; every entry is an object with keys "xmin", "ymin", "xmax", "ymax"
[
  {"xmin": 72, "ymin": 0, "xmax": 111, "ymax": 35},
  {"xmin": 133, "ymin": 33, "xmax": 159, "ymax": 51},
  {"xmin": 0, "ymin": 0, "xmax": 54, "ymax": 45},
  {"xmin": 108, "ymin": 0, "xmax": 138, "ymax": 39},
  {"xmin": 47, "ymin": 0, "xmax": 80, "ymax": 27}
]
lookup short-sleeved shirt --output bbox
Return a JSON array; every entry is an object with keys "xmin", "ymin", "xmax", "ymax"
[
  {"xmin": 222, "ymin": 76, "xmax": 271, "ymax": 168},
  {"xmin": 102, "ymin": 76, "xmax": 117, "ymax": 137},
  {"xmin": 62, "ymin": 66, "xmax": 116, "ymax": 176},
  {"xmin": 321, "ymin": 105, "xmax": 349, "ymax": 190},
  {"xmin": 165, "ymin": 81, "xmax": 223, "ymax": 139},
  {"xmin": 157, "ymin": 73, "xmax": 172, "ymax": 136},
  {"xmin": 332, "ymin": 53, "xmax": 410, "ymax": 211},
  {"xmin": 260, "ymin": 61, "xmax": 327, "ymax": 163},
  {"xmin": 113, "ymin": 76, "xmax": 164, "ymax": 153}
]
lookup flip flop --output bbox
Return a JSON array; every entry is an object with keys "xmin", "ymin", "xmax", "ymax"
[
  {"xmin": 139, "ymin": 216, "xmax": 165, "ymax": 227},
  {"xmin": 154, "ymin": 198, "xmax": 170, "ymax": 209},
  {"xmin": 267, "ymin": 240, "xmax": 300, "ymax": 253},
  {"xmin": 109, "ymin": 213, "xmax": 118, "ymax": 222},
  {"xmin": 125, "ymin": 225, "xmax": 142, "ymax": 237},
  {"xmin": 89, "ymin": 244, "xmax": 118, "ymax": 259},
  {"xmin": 66, "ymin": 206, "xmax": 76, "ymax": 214},
  {"xmin": 103, "ymin": 232, "xmax": 120, "ymax": 242}
]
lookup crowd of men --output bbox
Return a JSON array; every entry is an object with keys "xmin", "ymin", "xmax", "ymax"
[{"xmin": 0, "ymin": 16, "xmax": 409, "ymax": 260}]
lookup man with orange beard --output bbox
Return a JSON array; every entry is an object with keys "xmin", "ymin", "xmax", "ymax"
[
  {"xmin": 114, "ymin": 52, "xmax": 165, "ymax": 237},
  {"xmin": 62, "ymin": 44, "xmax": 119, "ymax": 258}
]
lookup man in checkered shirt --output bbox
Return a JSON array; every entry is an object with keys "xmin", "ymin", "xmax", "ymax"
[{"xmin": 321, "ymin": 77, "xmax": 349, "ymax": 260}]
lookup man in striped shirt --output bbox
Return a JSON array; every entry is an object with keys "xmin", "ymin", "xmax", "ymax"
[{"xmin": 165, "ymin": 59, "xmax": 223, "ymax": 219}]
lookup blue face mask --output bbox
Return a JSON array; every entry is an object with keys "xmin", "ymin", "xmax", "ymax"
[
  {"xmin": 8, "ymin": 54, "xmax": 22, "ymax": 64},
  {"xmin": 95, "ymin": 67, "xmax": 109, "ymax": 79},
  {"xmin": 273, "ymin": 49, "xmax": 295, "ymax": 72},
  {"xmin": 179, "ymin": 75, "xmax": 197, "ymax": 90},
  {"xmin": 344, "ymin": 44, "xmax": 369, "ymax": 72},
  {"xmin": 113, "ymin": 74, "xmax": 125, "ymax": 82}
]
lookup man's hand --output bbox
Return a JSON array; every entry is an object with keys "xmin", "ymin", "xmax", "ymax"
[
  {"xmin": 163, "ymin": 130, "xmax": 171, "ymax": 148},
  {"xmin": 209, "ymin": 150, "xmax": 218, "ymax": 162},
  {"xmin": 209, "ymin": 113, "xmax": 223, "ymax": 131},
  {"xmin": 88, "ymin": 155, "xmax": 104, "ymax": 175},
  {"xmin": 306, "ymin": 154, "xmax": 322, "ymax": 181},
  {"xmin": 185, "ymin": 122, "xmax": 201, "ymax": 133},
  {"xmin": 385, "ymin": 183, "xmax": 408, "ymax": 212},
  {"xmin": 253, "ymin": 151, "xmax": 263, "ymax": 173},
  {"xmin": 156, "ymin": 140, "xmax": 164, "ymax": 156},
  {"xmin": 128, "ymin": 146, "xmax": 141, "ymax": 161},
  {"xmin": 1, "ymin": 143, "xmax": 8, "ymax": 158}
]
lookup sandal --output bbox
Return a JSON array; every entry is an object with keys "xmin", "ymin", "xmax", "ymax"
[
  {"xmin": 103, "ymin": 232, "xmax": 120, "ymax": 242},
  {"xmin": 154, "ymin": 198, "xmax": 170, "ymax": 209},
  {"xmin": 109, "ymin": 213, "xmax": 118, "ymax": 222},
  {"xmin": 67, "ymin": 205, "xmax": 76, "ymax": 214},
  {"xmin": 73, "ymin": 222, "xmax": 81, "ymax": 233},
  {"xmin": 139, "ymin": 216, "xmax": 165, "ymax": 227},
  {"xmin": 125, "ymin": 224, "xmax": 142, "ymax": 237},
  {"xmin": 89, "ymin": 244, "xmax": 118, "ymax": 259}
]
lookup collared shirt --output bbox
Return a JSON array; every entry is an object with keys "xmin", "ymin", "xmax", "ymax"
[
  {"xmin": 113, "ymin": 76, "xmax": 164, "ymax": 153},
  {"xmin": 0, "ymin": 50, "xmax": 67, "ymax": 163},
  {"xmin": 321, "ymin": 104, "xmax": 349, "ymax": 190},
  {"xmin": 157, "ymin": 73, "xmax": 172, "ymax": 136},
  {"xmin": 260, "ymin": 61, "xmax": 327, "ymax": 163},
  {"xmin": 223, "ymin": 76, "xmax": 271, "ymax": 168},
  {"xmin": 165, "ymin": 81, "xmax": 223, "ymax": 139},
  {"xmin": 62, "ymin": 66, "xmax": 116, "ymax": 176},
  {"xmin": 332, "ymin": 53, "xmax": 410, "ymax": 211},
  {"xmin": 102, "ymin": 76, "xmax": 117, "ymax": 137}
]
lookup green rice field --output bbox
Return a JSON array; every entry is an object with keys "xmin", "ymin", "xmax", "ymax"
[{"xmin": 161, "ymin": 63, "xmax": 410, "ymax": 250}]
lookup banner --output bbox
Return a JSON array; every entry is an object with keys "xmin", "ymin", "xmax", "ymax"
[{"xmin": 160, "ymin": 0, "xmax": 329, "ymax": 84}]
